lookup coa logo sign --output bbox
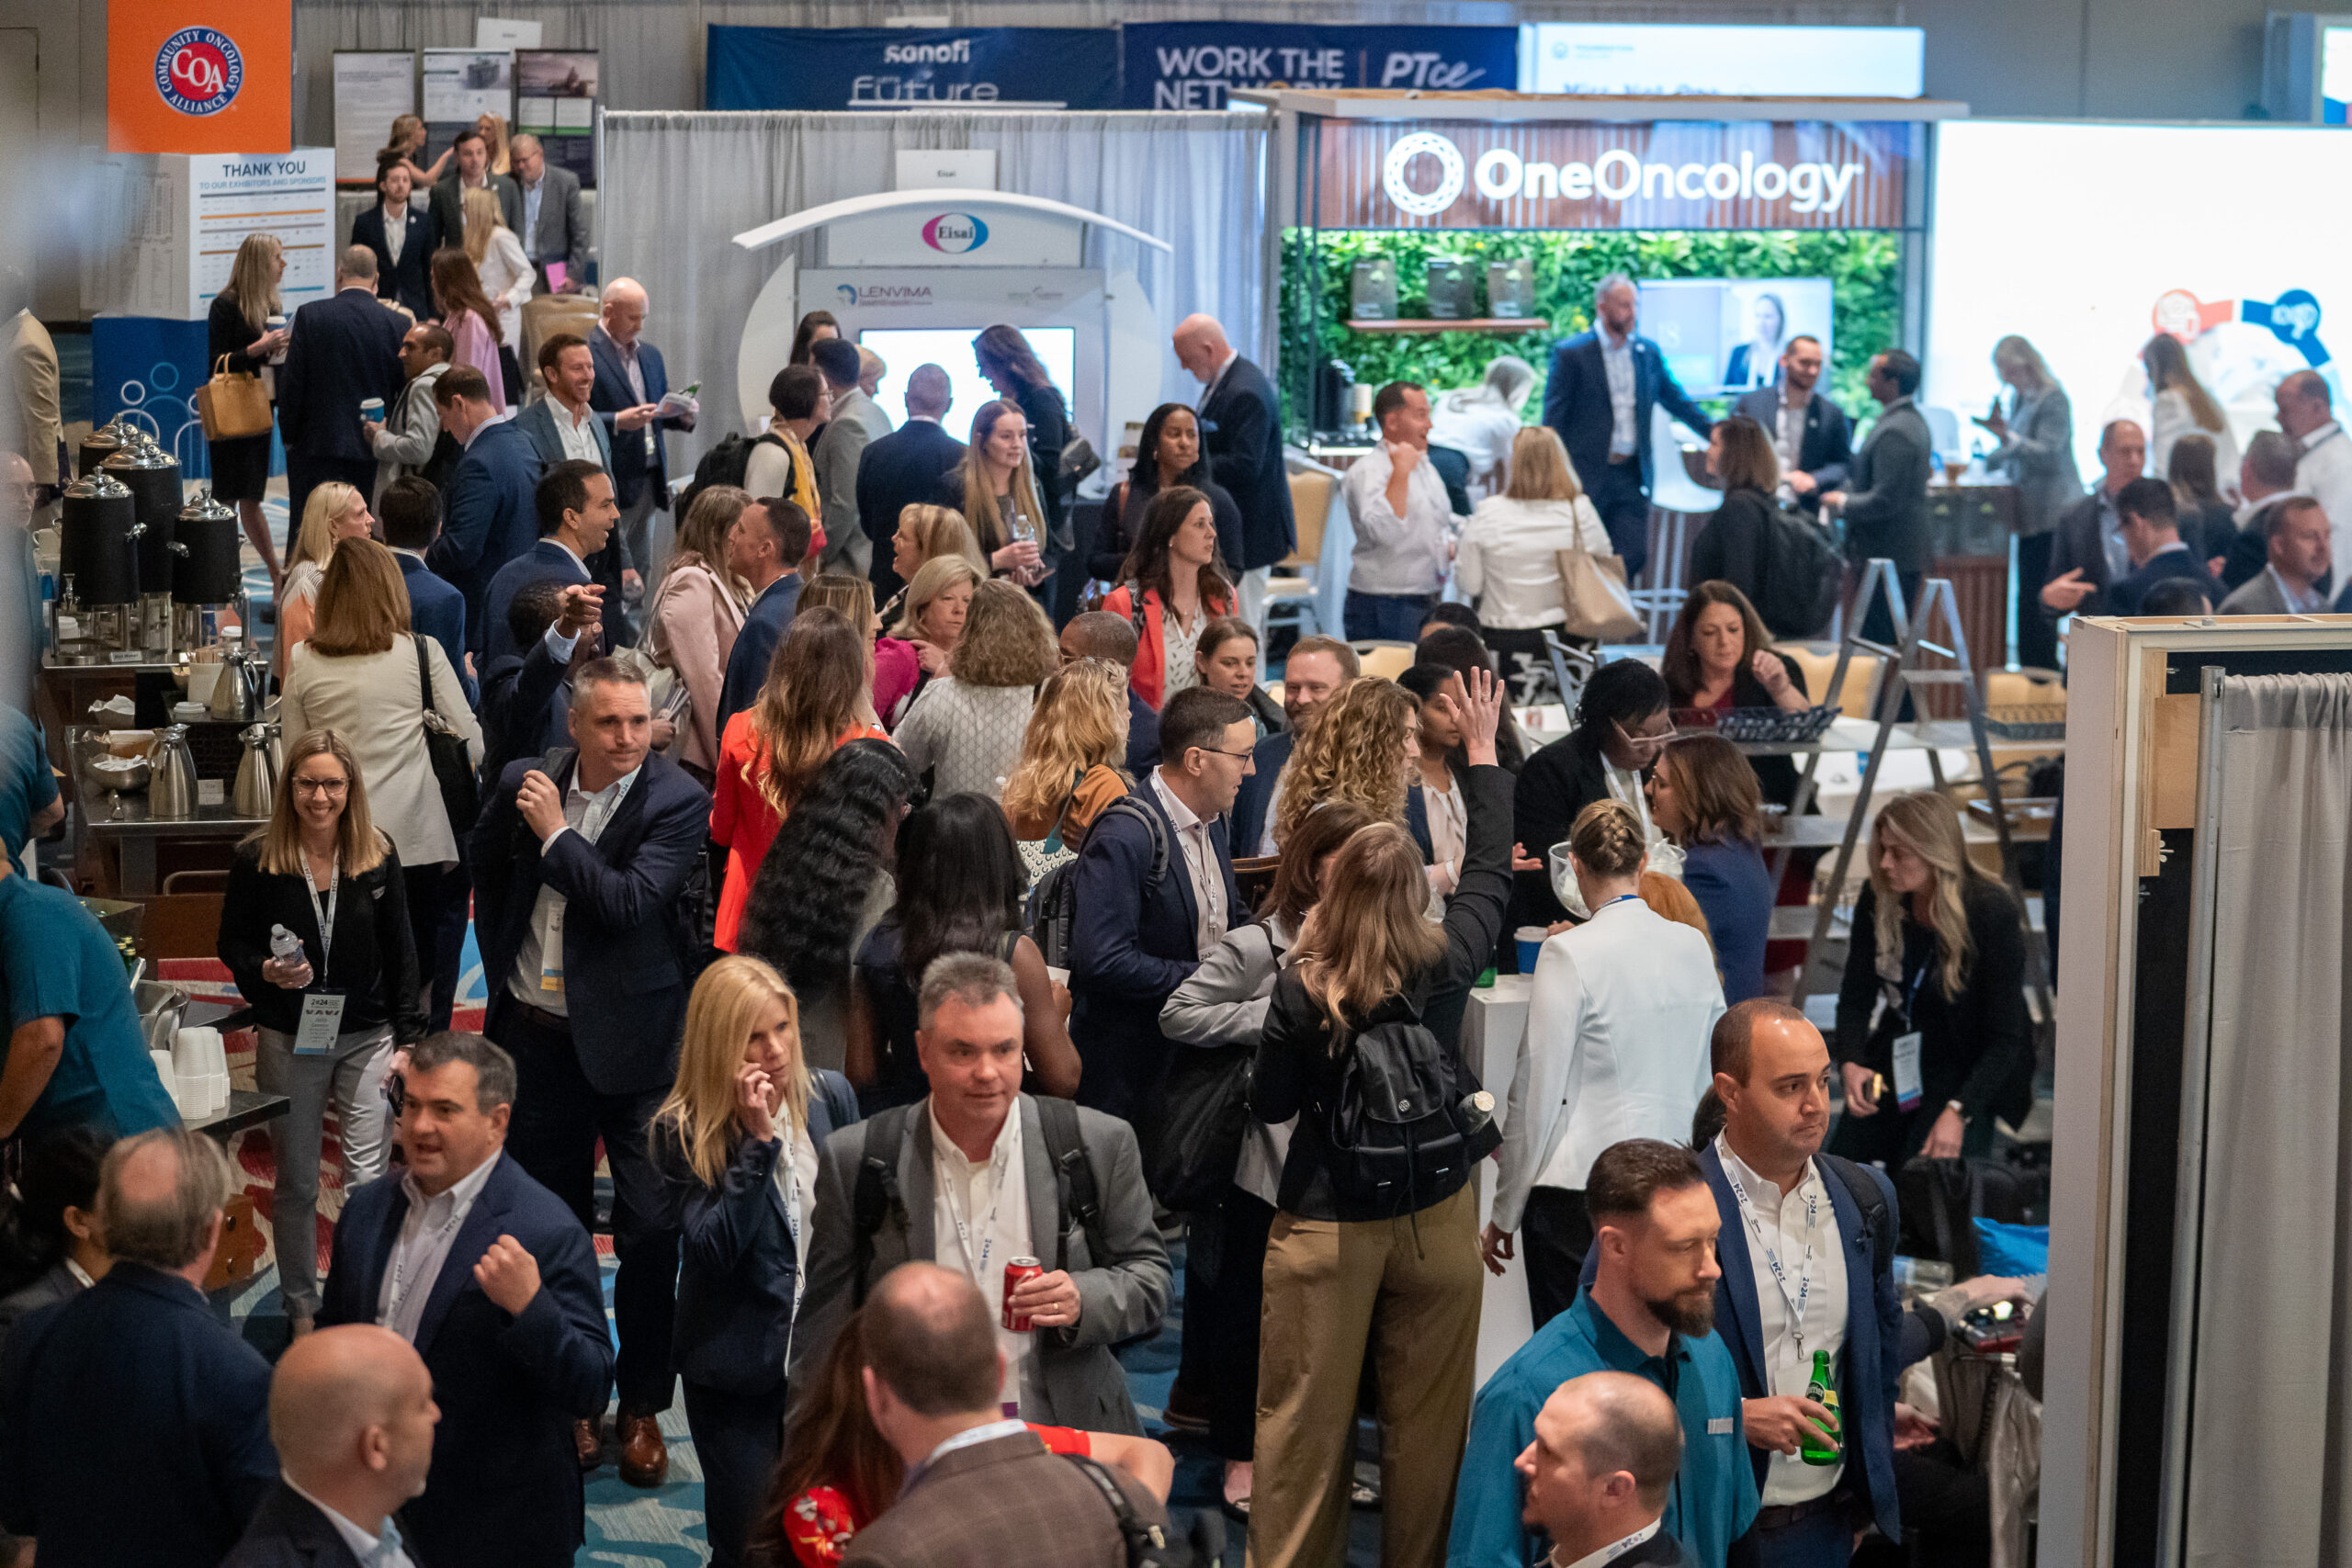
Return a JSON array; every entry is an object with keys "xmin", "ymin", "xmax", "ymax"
[
  {"xmin": 921, "ymin": 213, "xmax": 989, "ymax": 254},
  {"xmin": 156, "ymin": 28, "xmax": 243, "ymax": 116}
]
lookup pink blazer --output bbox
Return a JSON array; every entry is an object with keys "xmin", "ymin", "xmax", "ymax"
[
  {"xmin": 648, "ymin": 556, "xmax": 748, "ymax": 773},
  {"xmin": 447, "ymin": 309, "xmax": 503, "ymax": 403}
]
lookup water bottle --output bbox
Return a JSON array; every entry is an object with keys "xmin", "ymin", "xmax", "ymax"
[{"xmin": 269, "ymin": 924, "xmax": 308, "ymax": 983}]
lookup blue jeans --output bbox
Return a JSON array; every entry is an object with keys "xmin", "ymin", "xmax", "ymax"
[{"xmin": 1343, "ymin": 590, "xmax": 1434, "ymax": 642}]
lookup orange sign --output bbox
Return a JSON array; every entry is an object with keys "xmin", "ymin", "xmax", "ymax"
[{"xmin": 109, "ymin": 0, "xmax": 290, "ymax": 153}]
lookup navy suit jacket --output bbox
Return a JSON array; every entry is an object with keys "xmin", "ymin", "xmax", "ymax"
[
  {"xmin": 511, "ymin": 398, "xmax": 633, "ymax": 649},
  {"xmin": 398, "ymin": 549, "xmax": 476, "ymax": 705},
  {"xmin": 1066, "ymin": 782, "xmax": 1239, "ymax": 1125},
  {"xmin": 321, "ymin": 1154, "xmax": 612, "ymax": 1568},
  {"xmin": 1731, "ymin": 387, "xmax": 1855, "ymax": 504},
  {"xmin": 1125, "ymin": 688, "xmax": 1163, "ymax": 777},
  {"xmin": 1200, "ymin": 355, "xmax": 1298, "ymax": 570},
  {"xmin": 0, "ymin": 1262, "xmax": 277, "ymax": 1568},
  {"xmin": 483, "ymin": 538, "xmax": 590, "ymax": 668},
  {"xmin": 476, "ymin": 635, "xmax": 571, "ymax": 786},
  {"xmin": 1228, "ymin": 728, "xmax": 1292, "ymax": 860},
  {"xmin": 2107, "ymin": 547, "xmax": 2222, "ymax": 615},
  {"xmin": 220, "ymin": 1481, "xmax": 366, "ymax": 1568},
  {"xmin": 588, "ymin": 329, "xmax": 686, "ymax": 511},
  {"xmin": 428, "ymin": 419, "xmax": 545, "ymax": 650},
  {"xmin": 1542, "ymin": 331, "xmax": 1714, "ymax": 494},
  {"xmin": 857, "ymin": 418, "xmax": 967, "ymax": 604},
  {"xmin": 665, "ymin": 1069, "xmax": 857, "ymax": 1394},
  {"xmin": 469, "ymin": 750, "xmax": 710, "ymax": 1095},
  {"xmin": 717, "ymin": 570, "xmax": 803, "ymax": 739},
  {"xmin": 350, "ymin": 201, "xmax": 440, "ymax": 321},
  {"xmin": 277, "ymin": 287, "xmax": 405, "ymax": 464}
]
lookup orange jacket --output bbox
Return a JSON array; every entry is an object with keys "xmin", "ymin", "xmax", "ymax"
[{"xmin": 1101, "ymin": 581, "xmax": 1233, "ymax": 711}]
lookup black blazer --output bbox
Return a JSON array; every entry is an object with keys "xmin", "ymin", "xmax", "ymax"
[
  {"xmin": 0, "ymin": 1263, "xmax": 277, "ymax": 1568},
  {"xmin": 277, "ymin": 287, "xmax": 405, "ymax": 464},
  {"xmin": 206, "ymin": 292, "xmax": 271, "ymax": 381},
  {"xmin": 430, "ymin": 171, "xmax": 522, "ymax": 248},
  {"xmin": 1510, "ymin": 723, "xmax": 1633, "ymax": 927},
  {"xmin": 1125, "ymin": 688, "xmax": 1162, "ymax": 775},
  {"xmin": 1200, "ymin": 355, "xmax": 1299, "ymax": 570},
  {"xmin": 662, "ymin": 1069, "xmax": 858, "ymax": 1394},
  {"xmin": 1541, "ymin": 330, "xmax": 1715, "ymax": 494},
  {"xmin": 2041, "ymin": 489, "xmax": 2119, "ymax": 617},
  {"xmin": 321, "ymin": 1154, "xmax": 612, "ymax": 1568},
  {"xmin": 1840, "ymin": 399, "xmax": 1934, "ymax": 575},
  {"xmin": 220, "ymin": 1481, "xmax": 367, "ymax": 1568},
  {"xmin": 477, "ymin": 633, "xmax": 571, "ymax": 787},
  {"xmin": 469, "ymin": 750, "xmax": 711, "ymax": 1096},
  {"xmin": 1688, "ymin": 487, "xmax": 1778, "ymax": 615},
  {"xmin": 349, "ymin": 201, "xmax": 440, "ymax": 321},
  {"xmin": 1731, "ymin": 386, "xmax": 1855, "ymax": 502},
  {"xmin": 1091, "ymin": 471, "xmax": 1246, "ymax": 584},
  {"xmin": 2107, "ymin": 548, "xmax": 2222, "ymax": 615},
  {"xmin": 855, "ymin": 418, "xmax": 967, "ymax": 605},
  {"xmin": 1012, "ymin": 379, "xmax": 1073, "ymax": 554},
  {"xmin": 217, "ymin": 838, "xmax": 425, "ymax": 1042}
]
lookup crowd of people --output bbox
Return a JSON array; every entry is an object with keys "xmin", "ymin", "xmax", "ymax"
[{"xmin": 2, "ymin": 246, "xmax": 2256, "ymax": 1568}]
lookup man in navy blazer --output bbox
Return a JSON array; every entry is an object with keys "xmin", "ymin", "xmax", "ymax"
[
  {"xmin": 715, "ymin": 498, "xmax": 812, "ymax": 737},
  {"xmin": 427, "ymin": 367, "xmax": 545, "ymax": 652},
  {"xmin": 1731, "ymin": 337, "xmax": 1853, "ymax": 514},
  {"xmin": 277, "ymin": 245, "xmax": 405, "ymax": 549},
  {"xmin": 1542, "ymin": 274, "xmax": 1716, "ymax": 578},
  {"xmin": 519, "ymin": 331, "xmax": 633, "ymax": 651},
  {"xmin": 1177, "ymin": 314, "xmax": 1298, "ymax": 620},
  {"xmin": 857, "ymin": 362, "xmax": 967, "ymax": 605},
  {"xmin": 469, "ymin": 660, "xmax": 710, "ymax": 1486},
  {"xmin": 481, "ymin": 459, "xmax": 612, "ymax": 667},
  {"xmin": 589, "ymin": 278, "xmax": 695, "ymax": 601},
  {"xmin": 1068, "ymin": 688, "xmax": 1253, "ymax": 1128},
  {"xmin": 320, "ymin": 1034, "xmax": 614, "ymax": 1568},
  {"xmin": 380, "ymin": 474, "xmax": 476, "ymax": 705},
  {"xmin": 1703, "ymin": 1001, "xmax": 1901, "ymax": 1567},
  {"xmin": 0, "ymin": 1127, "xmax": 277, "ymax": 1568}
]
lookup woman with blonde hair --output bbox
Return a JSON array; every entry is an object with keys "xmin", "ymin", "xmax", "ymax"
[
  {"xmin": 1102, "ymin": 486, "xmax": 1235, "ymax": 710},
  {"xmin": 1486, "ymin": 797, "xmax": 1724, "ymax": 1324},
  {"xmin": 647, "ymin": 484, "xmax": 753, "ymax": 785},
  {"xmin": 797, "ymin": 573, "xmax": 905, "ymax": 728},
  {"xmin": 474, "ymin": 111, "xmax": 513, "ymax": 176},
  {"xmin": 381, "ymin": 113, "xmax": 450, "ymax": 186},
  {"xmin": 279, "ymin": 540, "xmax": 481, "ymax": 1017},
  {"xmin": 1001, "ymin": 658, "xmax": 1132, "ymax": 848},
  {"xmin": 1832, "ymin": 790, "xmax": 2032, "ymax": 1164},
  {"xmin": 940, "ymin": 400, "xmax": 1050, "ymax": 586},
  {"xmin": 1249, "ymin": 668, "xmax": 1511, "ymax": 1568},
  {"xmin": 459, "ymin": 186, "xmax": 534, "ymax": 346},
  {"xmin": 2143, "ymin": 332, "xmax": 2239, "ymax": 482},
  {"xmin": 885, "ymin": 554, "xmax": 982, "ymax": 723},
  {"xmin": 217, "ymin": 727, "xmax": 423, "ymax": 1333},
  {"xmin": 207, "ymin": 231, "xmax": 291, "ymax": 584},
  {"xmin": 711, "ymin": 607, "xmax": 889, "ymax": 953},
  {"xmin": 879, "ymin": 504, "xmax": 985, "ymax": 625},
  {"xmin": 1271, "ymin": 674, "xmax": 1419, "ymax": 851},
  {"xmin": 430, "ymin": 246, "xmax": 506, "ymax": 404},
  {"xmin": 275, "ymin": 481, "xmax": 376, "ymax": 675},
  {"xmin": 892, "ymin": 579, "xmax": 1058, "ymax": 801},
  {"xmin": 1457, "ymin": 425, "xmax": 1613, "ymax": 669},
  {"xmin": 1981, "ymin": 333, "xmax": 2080, "ymax": 670},
  {"xmin": 655, "ymin": 954, "xmax": 858, "ymax": 1568}
]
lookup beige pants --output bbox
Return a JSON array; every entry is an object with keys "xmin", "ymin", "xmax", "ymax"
[{"xmin": 1247, "ymin": 1182, "xmax": 1484, "ymax": 1568}]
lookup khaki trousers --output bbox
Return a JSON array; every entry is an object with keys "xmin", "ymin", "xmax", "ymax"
[{"xmin": 1247, "ymin": 1181, "xmax": 1484, "ymax": 1568}]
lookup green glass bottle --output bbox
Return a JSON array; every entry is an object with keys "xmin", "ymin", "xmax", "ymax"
[{"xmin": 1801, "ymin": 1348, "xmax": 1841, "ymax": 1466}]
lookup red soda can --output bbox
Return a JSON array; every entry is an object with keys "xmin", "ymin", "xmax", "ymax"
[{"xmin": 1002, "ymin": 1257, "xmax": 1044, "ymax": 1331}]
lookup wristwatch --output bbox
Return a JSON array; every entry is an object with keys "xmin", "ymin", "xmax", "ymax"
[{"xmin": 1944, "ymin": 1099, "xmax": 1969, "ymax": 1122}]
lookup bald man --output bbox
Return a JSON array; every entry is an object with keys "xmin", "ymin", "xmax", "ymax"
[
  {"xmin": 223, "ymin": 1325, "xmax": 438, "ymax": 1568},
  {"xmin": 1516, "ymin": 1372, "xmax": 1690, "ymax": 1567},
  {"xmin": 590, "ymin": 277, "xmax": 697, "ymax": 604},
  {"xmin": 2276, "ymin": 368, "xmax": 2352, "ymax": 590},
  {"xmin": 1173, "ymin": 313, "xmax": 1295, "ymax": 624},
  {"xmin": 278, "ymin": 244, "xmax": 405, "ymax": 548}
]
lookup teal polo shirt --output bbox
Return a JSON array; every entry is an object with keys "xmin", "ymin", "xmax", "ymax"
[
  {"xmin": 1445, "ymin": 1285, "xmax": 1758, "ymax": 1568},
  {"xmin": 0, "ymin": 874, "xmax": 179, "ymax": 1139},
  {"xmin": 0, "ymin": 708, "xmax": 56, "ymax": 864}
]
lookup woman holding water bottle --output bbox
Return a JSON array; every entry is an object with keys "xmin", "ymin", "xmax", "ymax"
[{"xmin": 217, "ymin": 728, "xmax": 424, "ymax": 1336}]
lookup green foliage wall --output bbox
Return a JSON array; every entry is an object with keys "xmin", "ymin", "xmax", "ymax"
[{"xmin": 1280, "ymin": 228, "xmax": 1904, "ymax": 436}]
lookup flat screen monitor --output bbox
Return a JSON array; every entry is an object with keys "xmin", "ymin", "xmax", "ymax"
[
  {"xmin": 1636, "ymin": 278, "xmax": 1834, "ymax": 398},
  {"xmin": 855, "ymin": 327, "xmax": 1079, "ymax": 434}
]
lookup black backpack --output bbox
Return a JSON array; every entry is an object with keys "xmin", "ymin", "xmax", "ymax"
[
  {"xmin": 1325, "ymin": 1010, "xmax": 1501, "ymax": 1218},
  {"xmin": 1029, "ymin": 794, "xmax": 1167, "ymax": 969},
  {"xmin": 1754, "ymin": 500, "xmax": 1846, "ymax": 639},
  {"xmin": 677, "ymin": 431, "xmax": 785, "ymax": 517}
]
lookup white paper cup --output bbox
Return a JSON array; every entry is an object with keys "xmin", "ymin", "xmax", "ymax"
[{"xmin": 186, "ymin": 661, "xmax": 223, "ymax": 705}]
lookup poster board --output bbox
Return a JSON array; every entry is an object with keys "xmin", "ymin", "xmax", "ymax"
[
  {"xmin": 332, "ymin": 51, "xmax": 415, "ymax": 185},
  {"xmin": 81, "ymin": 147, "xmax": 334, "ymax": 321},
  {"xmin": 515, "ymin": 50, "xmax": 597, "ymax": 189},
  {"xmin": 420, "ymin": 48, "xmax": 512, "ymax": 165}
]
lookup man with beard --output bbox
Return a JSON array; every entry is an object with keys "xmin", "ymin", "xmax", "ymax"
[
  {"xmin": 1706, "ymin": 1000, "xmax": 1904, "ymax": 1568},
  {"xmin": 1447, "ymin": 1139, "xmax": 1757, "ymax": 1568}
]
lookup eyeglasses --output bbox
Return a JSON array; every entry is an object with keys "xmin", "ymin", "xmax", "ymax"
[
  {"xmin": 1610, "ymin": 717, "xmax": 1673, "ymax": 753},
  {"xmin": 1194, "ymin": 747, "xmax": 1256, "ymax": 762},
  {"xmin": 292, "ymin": 776, "xmax": 349, "ymax": 795}
]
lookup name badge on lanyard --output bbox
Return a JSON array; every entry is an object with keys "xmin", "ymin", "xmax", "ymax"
[
  {"xmin": 295, "ymin": 859, "xmax": 347, "ymax": 1054},
  {"xmin": 1891, "ymin": 964, "xmax": 1928, "ymax": 1111},
  {"xmin": 539, "ymin": 903, "xmax": 566, "ymax": 995}
]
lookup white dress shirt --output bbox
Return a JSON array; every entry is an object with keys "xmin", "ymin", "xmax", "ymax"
[
  {"xmin": 1600, "ymin": 328, "xmax": 1639, "ymax": 457},
  {"xmin": 377, "ymin": 1150, "xmax": 502, "ymax": 1342},
  {"xmin": 380, "ymin": 203, "xmax": 409, "ymax": 265},
  {"xmin": 2265, "ymin": 562, "xmax": 2331, "ymax": 614},
  {"xmin": 1494, "ymin": 897, "xmax": 1724, "ymax": 1228},
  {"xmin": 1341, "ymin": 445, "xmax": 1455, "ymax": 596},
  {"xmin": 928, "ymin": 1105, "xmax": 1041, "ymax": 1416},
  {"xmin": 284, "ymin": 1475, "xmax": 415, "ymax": 1568},
  {"xmin": 1150, "ymin": 769, "xmax": 1228, "ymax": 956},
  {"xmin": 507, "ymin": 763, "xmax": 640, "ymax": 1014},
  {"xmin": 548, "ymin": 398, "xmax": 603, "ymax": 467},
  {"xmin": 1198, "ymin": 348, "xmax": 1240, "ymax": 409},
  {"xmin": 1716, "ymin": 1134, "xmax": 1849, "ymax": 1505},
  {"xmin": 1774, "ymin": 389, "xmax": 1809, "ymax": 476},
  {"xmin": 2296, "ymin": 422, "xmax": 2352, "ymax": 592},
  {"xmin": 1419, "ymin": 774, "xmax": 1466, "ymax": 893}
]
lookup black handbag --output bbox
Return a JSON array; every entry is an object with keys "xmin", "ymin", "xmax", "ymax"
[
  {"xmin": 1143, "ymin": 1041, "xmax": 1255, "ymax": 1213},
  {"xmin": 416, "ymin": 635, "xmax": 481, "ymax": 835}
]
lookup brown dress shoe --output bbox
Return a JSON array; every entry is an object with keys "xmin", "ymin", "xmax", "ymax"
[
  {"xmin": 573, "ymin": 1417, "xmax": 604, "ymax": 1472},
  {"xmin": 617, "ymin": 1414, "xmax": 669, "ymax": 1488}
]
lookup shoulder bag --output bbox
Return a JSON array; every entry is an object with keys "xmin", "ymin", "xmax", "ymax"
[
  {"xmin": 416, "ymin": 636, "xmax": 481, "ymax": 835},
  {"xmin": 1554, "ymin": 533, "xmax": 1644, "ymax": 643},
  {"xmin": 196, "ymin": 355, "xmax": 273, "ymax": 440}
]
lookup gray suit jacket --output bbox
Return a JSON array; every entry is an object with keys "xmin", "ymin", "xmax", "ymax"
[
  {"xmin": 789, "ymin": 1094, "xmax": 1170, "ymax": 1433},
  {"xmin": 518, "ymin": 165, "xmax": 588, "ymax": 277},
  {"xmin": 813, "ymin": 388, "xmax": 892, "ymax": 578},
  {"xmin": 840, "ymin": 1428, "xmax": 1167, "ymax": 1568},
  {"xmin": 1841, "ymin": 397, "xmax": 1934, "ymax": 574},
  {"xmin": 1988, "ymin": 385, "xmax": 2081, "ymax": 539},
  {"xmin": 2217, "ymin": 567, "xmax": 2301, "ymax": 615}
]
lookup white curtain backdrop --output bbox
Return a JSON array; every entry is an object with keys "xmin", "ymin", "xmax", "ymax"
[
  {"xmin": 2188, "ymin": 671, "xmax": 2352, "ymax": 1568},
  {"xmin": 599, "ymin": 109, "xmax": 1268, "ymax": 468}
]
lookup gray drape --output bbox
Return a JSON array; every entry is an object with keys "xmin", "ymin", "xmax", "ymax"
[
  {"xmin": 599, "ymin": 109, "xmax": 1268, "ymax": 467},
  {"xmin": 2188, "ymin": 671, "xmax": 2352, "ymax": 1567}
]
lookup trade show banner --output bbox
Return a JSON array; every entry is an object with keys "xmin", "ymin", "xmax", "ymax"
[
  {"xmin": 81, "ymin": 148, "xmax": 334, "ymax": 321},
  {"xmin": 421, "ymin": 48, "xmax": 513, "ymax": 164},
  {"xmin": 707, "ymin": 27, "xmax": 1120, "ymax": 111},
  {"xmin": 515, "ymin": 51, "xmax": 598, "ymax": 188},
  {"xmin": 333, "ymin": 51, "xmax": 416, "ymax": 184},
  {"xmin": 109, "ymin": 0, "xmax": 291, "ymax": 153},
  {"xmin": 1312, "ymin": 119, "xmax": 1913, "ymax": 231},
  {"xmin": 1122, "ymin": 24, "xmax": 1518, "ymax": 109}
]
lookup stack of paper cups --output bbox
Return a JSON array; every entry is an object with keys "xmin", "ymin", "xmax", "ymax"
[
  {"xmin": 149, "ymin": 1049, "xmax": 176, "ymax": 1106},
  {"xmin": 169, "ymin": 1027, "xmax": 228, "ymax": 1119}
]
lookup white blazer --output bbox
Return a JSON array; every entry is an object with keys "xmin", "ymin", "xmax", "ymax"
[
  {"xmin": 479, "ymin": 227, "xmax": 536, "ymax": 345},
  {"xmin": 1492, "ymin": 896, "xmax": 1726, "ymax": 1231},
  {"xmin": 278, "ymin": 634, "xmax": 485, "ymax": 868}
]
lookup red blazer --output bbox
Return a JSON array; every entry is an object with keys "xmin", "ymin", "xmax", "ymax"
[{"xmin": 1101, "ymin": 581, "xmax": 1233, "ymax": 711}]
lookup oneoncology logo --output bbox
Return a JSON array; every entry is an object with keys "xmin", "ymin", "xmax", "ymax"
[
  {"xmin": 1383, "ymin": 132, "xmax": 1466, "ymax": 218},
  {"xmin": 155, "ymin": 28, "xmax": 244, "ymax": 116},
  {"xmin": 921, "ymin": 213, "xmax": 989, "ymax": 254},
  {"xmin": 1382, "ymin": 130, "xmax": 1868, "ymax": 218}
]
